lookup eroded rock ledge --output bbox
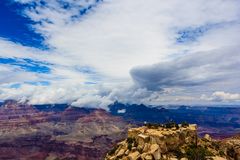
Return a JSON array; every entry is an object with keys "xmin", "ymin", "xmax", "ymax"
[{"xmin": 105, "ymin": 123, "xmax": 240, "ymax": 160}]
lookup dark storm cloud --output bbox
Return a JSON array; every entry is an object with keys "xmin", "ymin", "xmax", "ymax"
[{"xmin": 130, "ymin": 46, "xmax": 240, "ymax": 91}]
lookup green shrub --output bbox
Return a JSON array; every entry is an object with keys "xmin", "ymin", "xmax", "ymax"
[
  {"xmin": 127, "ymin": 137, "xmax": 136, "ymax": 150},
  {"xmin": 108, "ymin": 145, "xmax": 118, "ymax": 155},
  {"xmin": 174, "ymin": 148, "xmax": 185, "ymax": 159},
  {"xmin": 185, "ymin": 144, "xmax": 213, "ymax": 160},
  {"xmin": 212, "ymin": 142, "xmax": 220, "ymax": 150},
  {"xmin": 164, "ymin": 120, "xmax": 179, "ymax": 129},
  {"xmin": 138, "ymin": 148, "xmax": 143, "ymax": 154},
  {"xmin": 128, "ymin": 143, "xmax": 132, "ymax": 151},
  {"xmin": 145, "ymin": 121, "xmax": 181, "ymax": 129},
  {"xmin": 181, "ymin": 121, "xmax": 189, "ymax": 128},
  {"xmin": 127, "ymin": 137, "xmax": 135, "ymax": 144},
  {"xmin": 219, "ymin": 150, "xmax": 225, "ymax": 157},
  {"xmin": 144, "ymin": 123, "xmax": 162, "ymax": 129},
  {"xmin": 226, "ymin": 147, "xmax": 235, "ymax": 158}
]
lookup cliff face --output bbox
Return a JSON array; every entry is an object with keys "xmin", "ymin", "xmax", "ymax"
[
  {"xmin": 0, "ymin": 101, "xmax": 129, "ymax": 160},
  {"xmin": 105, "ymin": 124, "xmax": 240, "ymax": 160}
]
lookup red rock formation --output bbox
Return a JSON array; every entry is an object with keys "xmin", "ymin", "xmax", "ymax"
[{"xmin": 0, "ymin": 101, "xmax": 128, "ymax": 160}]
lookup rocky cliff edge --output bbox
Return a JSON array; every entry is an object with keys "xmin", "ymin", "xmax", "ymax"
[{"xmin": 105, "ymin": 123, "xmax": 240, "ymax": 160}]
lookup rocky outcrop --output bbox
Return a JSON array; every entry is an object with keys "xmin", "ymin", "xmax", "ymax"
[
  {"xmin": 105, "ymin": 123, "xmax": 198, "ymax": 160},
  {"xmin": 105, "ymin": 124, "xmax": 240, "ymax": 160},
  {"xmin": 220, "ymin": 135, "xmax": 240, "ymax": 160}
]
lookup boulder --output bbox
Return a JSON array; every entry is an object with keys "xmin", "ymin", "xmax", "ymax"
[
  {"xmin": 204, "ymin": 134, "xmax": 212, "ymax": 141},
  {"xmin": 128, "ymin": 151, "xmax": 140, "ymax": 160},
  {"xmin": 145, "ymin": 154, "xmax": 153, "ymax": 160},
  {"xmin": 116, "ymin": 149, "xmax": 125, "ymax": 157}
]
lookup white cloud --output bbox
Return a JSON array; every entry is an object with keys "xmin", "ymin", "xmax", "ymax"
[
  {"xmin": 130, "ymin": 46, "xmax": 240, "ymax": 90},
  {"xmin": 0, "ymin": 64, "xmax": 41, "ymax": 84},
  {"xmin": 14, "ymin": 0, "xmax": 240, "ymax": 78},
  {"xmin": 0, "ymin": 82, "xmax": 111, "ymax": 107},
  {"xmin": 213, "ymin": 91, "xmax": 240, "ymax": 101},
  {"xmin": 117, "ymin": 109, "xmax": 126, "ymax": 114},
  {"xmin": 71, "ymin": 95, "xmax": 112, "ymax": 110},
  {"xmin": 202, "ymin": 91, "xmax": 240, "ymax": 102}
]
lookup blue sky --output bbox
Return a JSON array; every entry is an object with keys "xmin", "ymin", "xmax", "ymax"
[
  {"xmin": 0, "ymin": 0, "xmax": 240, "ymax": 107},
  {"xmin": 0, "ymin": 0, "xmax": 46, "ymax": 48},
  {"xmin": 0, "ymin": 57, "xmax": 51, "ymax": 73}
]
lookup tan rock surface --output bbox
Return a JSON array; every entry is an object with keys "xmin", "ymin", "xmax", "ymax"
[
  {"xmin": 105, "ymin": 124, "xmax": 198, "ymax": 160},
  {"xmin": 105, "ymin": 124, "xmax": 239, "ymax": 160}
]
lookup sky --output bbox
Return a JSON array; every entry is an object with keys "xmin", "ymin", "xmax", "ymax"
[{"xmin": 0, "ymin": 0, "xmax": 240, "ymax": 108}]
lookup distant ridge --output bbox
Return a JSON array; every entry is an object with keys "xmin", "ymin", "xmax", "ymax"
[{"xmin": 109, "ymin": 102, "xmax": 240, "ymax": 138}]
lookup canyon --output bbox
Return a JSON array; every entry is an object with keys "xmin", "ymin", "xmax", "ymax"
[
  {"xmin": 0, "ymin": 100, "xmax": 239, "ymax": 160},
  {"xmin": 0, "ymin": 100, "xmax": 128, "ymax": 160}
]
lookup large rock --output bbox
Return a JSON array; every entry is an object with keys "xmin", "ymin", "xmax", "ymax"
[
  {"xmin": 105, "ymin": 124, "xmax": 198, "ymax": 160},
  {"xmin": 220, "ymin": 135, "xmax": 240, "ymax": 160},
  {"xmin": 204, "ymin": 134, "xmax": 212, "ymax": 142},
  {"xmin": 105, "ymin": 124, "xmax": 239, "ymax": 160},
  {"xmin": 128, "ymin": 151, "xmax": 140, "ymax": 160}
]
